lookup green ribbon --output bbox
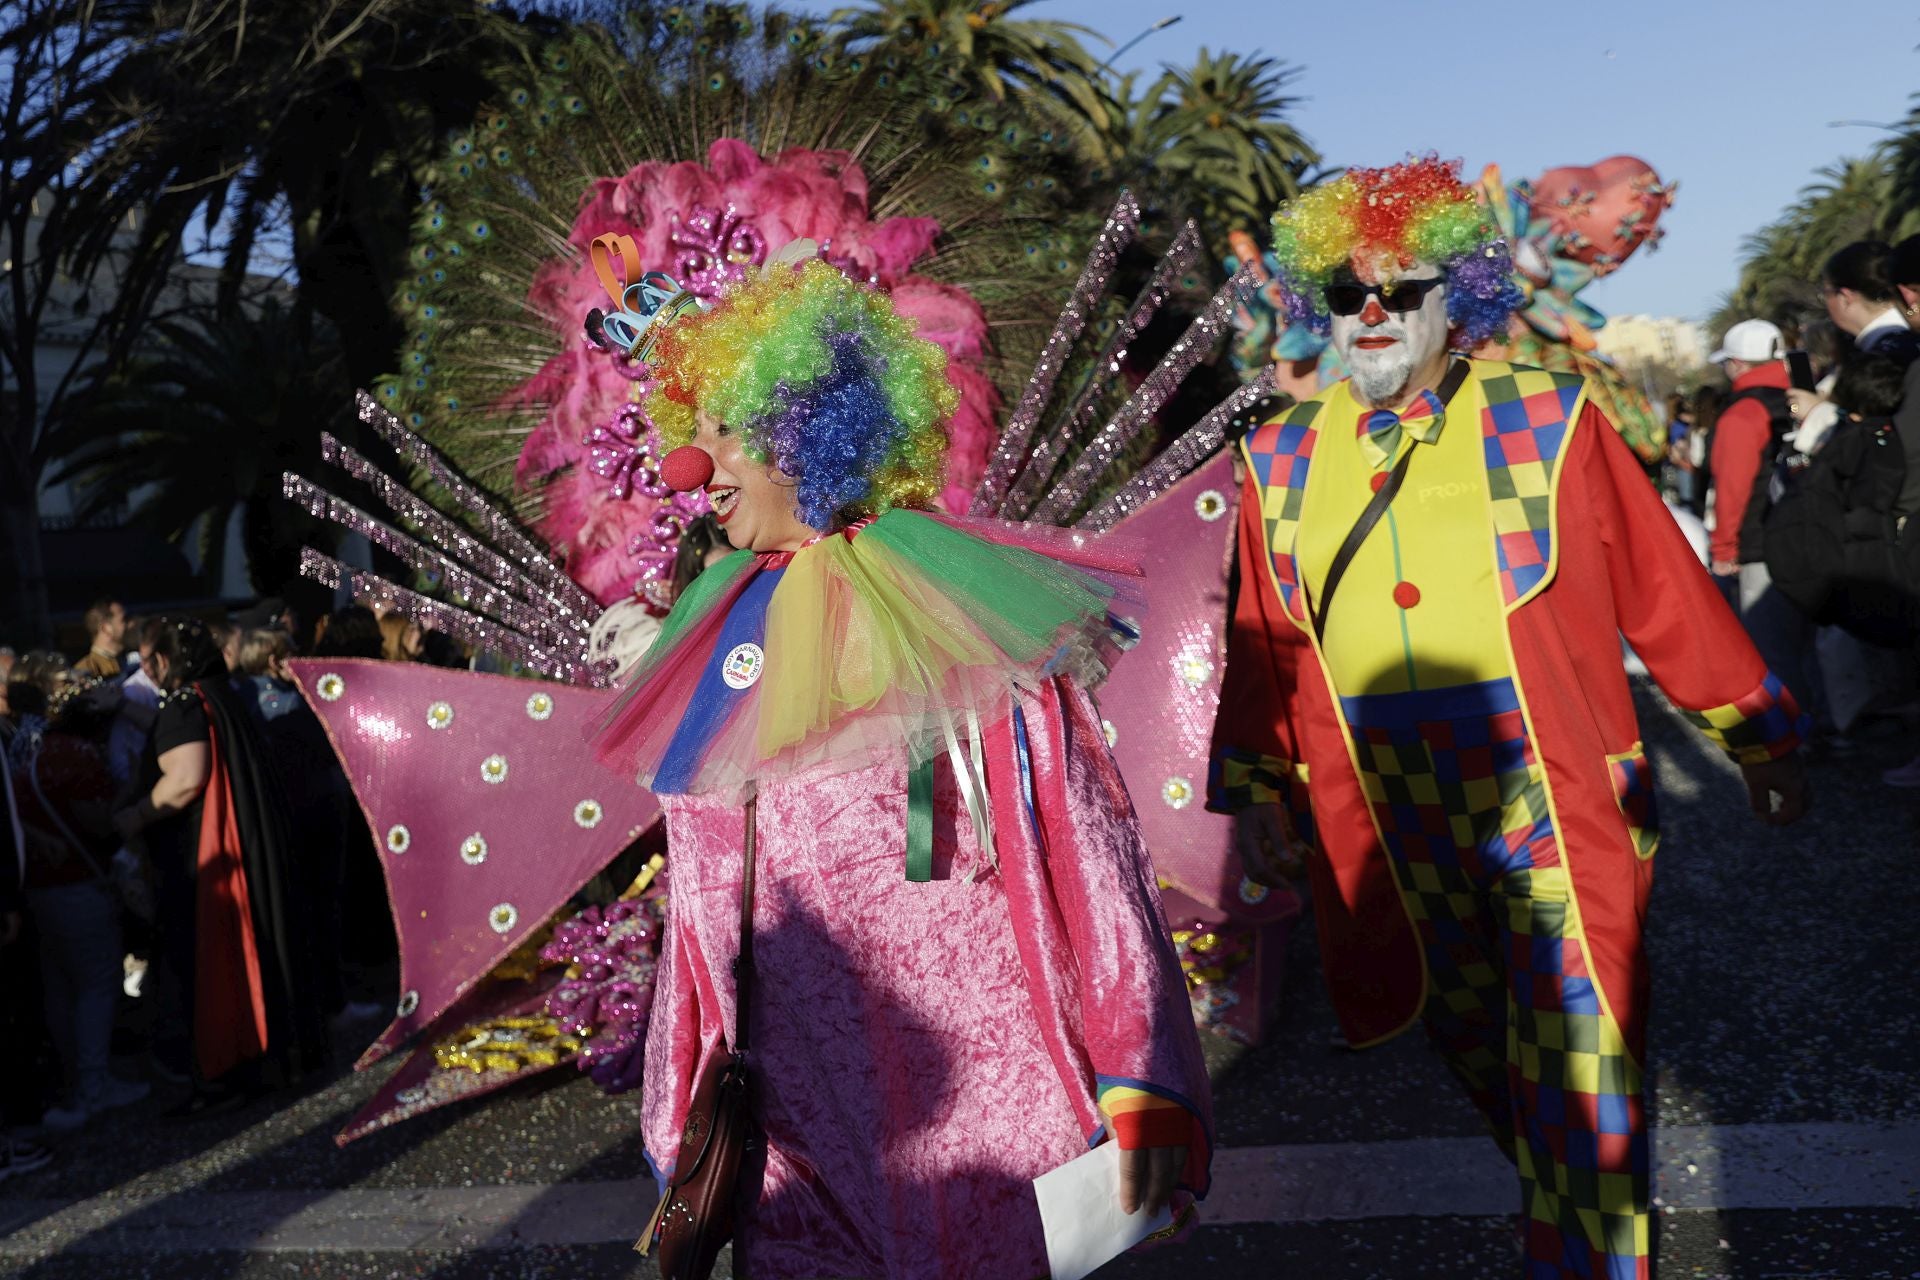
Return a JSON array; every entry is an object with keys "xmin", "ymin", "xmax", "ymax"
[{"xmin": 905, "ymin": 756, "xmax": 935, "ymax": 882}]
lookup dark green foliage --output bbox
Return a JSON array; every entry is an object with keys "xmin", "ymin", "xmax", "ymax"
[
  {"xmin": 46, "ymin": 298, "xmax": 348, "ymax": 595},
  {"xmin": 376, "ymin": 2, "xmax": 1108, "ymax": 504},
  {"xmin": 1716, "ymin": 102, "xmax": 1920, "ymax": 339},
  {"xmin": 1098, "ymin": 49, "xmax": 1321, "ymax": 244}
]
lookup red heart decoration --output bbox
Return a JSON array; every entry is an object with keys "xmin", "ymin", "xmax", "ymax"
[{"xmin": 1526, "ymin": 155, "xmax": 1675, "ymax": 277}]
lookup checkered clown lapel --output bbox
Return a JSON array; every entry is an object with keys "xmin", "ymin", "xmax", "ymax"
[{"xmin": 1240, "ymin": 360, "xmax": 1589, "ymax": 626}]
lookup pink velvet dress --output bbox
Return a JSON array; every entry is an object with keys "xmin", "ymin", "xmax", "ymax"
[{"xmin": 643, "ymin": 677, "xmax": 1212, "ymax": 1279}]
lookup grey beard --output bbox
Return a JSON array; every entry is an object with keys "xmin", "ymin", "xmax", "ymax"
[{"xmin": 1347, "ymin": 349, "xmax": 1414, "ymax": 406}]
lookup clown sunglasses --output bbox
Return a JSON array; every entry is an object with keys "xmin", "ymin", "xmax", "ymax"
[{"xmin": 1324, "ymin": 277, "xmax": 1446, "ymax": 316}]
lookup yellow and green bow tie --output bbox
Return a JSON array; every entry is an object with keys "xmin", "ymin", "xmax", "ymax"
[{"xmin": 1357, "ymin": 386, "xmax": 1448, "ymax": 470}]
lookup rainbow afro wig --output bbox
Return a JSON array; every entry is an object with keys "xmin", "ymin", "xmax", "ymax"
[
  {"xmin": 1269, "ymin": 154, "xmax": 1525, "ymax": 347},
  {"xmin": 644, "ymin": 259, "xmax": 958, "ymax": 529}
]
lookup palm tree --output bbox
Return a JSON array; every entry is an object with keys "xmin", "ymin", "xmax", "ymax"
[
  {"xmin": 1, "ymin": 0, "xmax": 552, "ymax": 636},
  {"xmin": 1083, "ymin": 49, "xmax": 1320, "ymax": 248},
  {"xmin": 45, "ymin": 298, "xmax": 349, "ymax": 595},
  {"xmin": 1713, "ymin": 156, "xmax": 1893, "ymax": 334},
  {"xmin": 1879, "ymin": 97, "xmax": 1920, "ymax": 242},
  {"xmin": 827, "ymin": 0, "xmax": 1112, "ymax": 139},
  {"xmin": 1127, "ymin": 48, "xmax": 1319, "ymax": 237},
  {"xmin": 44, "ymin": 0, "xmax": 549, "ymax": 387}
]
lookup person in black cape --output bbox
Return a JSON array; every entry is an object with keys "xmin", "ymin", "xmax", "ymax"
[{"xmin": 113, "ymin": 618, "xmax": 328, "ymax": 1108}]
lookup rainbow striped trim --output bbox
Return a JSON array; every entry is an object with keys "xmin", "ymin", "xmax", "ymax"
[{"xmin": 1094, "ymin": 1075, "xmax": 1211, "ymax": 1196}]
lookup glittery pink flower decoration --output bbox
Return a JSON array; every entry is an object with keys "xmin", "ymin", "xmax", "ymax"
[
  {"xmin": 512, "ymin": 140, "xmax": 998, "ymax": 607},
  {"xmin": 541, "ymin": 893, "xmax": 664, "ymax": 1094},
  {"xmin": 585, "ymin": 402, "xmax": 654, "ymax": 500},
  {"xmin": 669, "ymin": 205, "xmax": 768, "ymax": 297}
]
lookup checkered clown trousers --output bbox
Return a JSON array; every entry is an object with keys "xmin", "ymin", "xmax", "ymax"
[{"xmin": 1342, "ymin": 678, "xmax": 1650, "ymax": 1280}]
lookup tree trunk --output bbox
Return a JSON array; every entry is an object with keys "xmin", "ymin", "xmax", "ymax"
[{"xmin": 0, "ymin": 478, "xmax": 52, "ymax": 647}]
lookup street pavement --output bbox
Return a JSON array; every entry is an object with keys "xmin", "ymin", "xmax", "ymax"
[{"xmin": 2, "ymin": 679, "xmax": 1916, "ymax": 1279}]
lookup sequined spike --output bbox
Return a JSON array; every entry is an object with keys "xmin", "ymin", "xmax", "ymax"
[
  {"xmin": 969, "ymin": 193, "xmax": 1141, "ymax": 516},
  {"xmin": 1079, "ymin": 369, "xmax": 1277, "ymax": 533},
  {"xmin": 297, "ymin": 549, "xmax": 603, "ymax": 685},
  {"xmin": 1000, "ymin": 220, "xmax": 1205, "ymax": 521},
  {"xmin": 1030, "ymin": 266, "xmax": 1255, "ymax": 527},
  {"xmin": 282, "ymin": 474, "xmax": 584, "ymax": 661},
  {"xmin": 316, "ymin": 433, "xmax": 597, "ymax": 649},
  {"xmin": 354, "ymin": 392, "xmax": 600, "ymax": 620}
]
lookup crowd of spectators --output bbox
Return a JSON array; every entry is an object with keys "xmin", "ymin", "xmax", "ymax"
[
  {"xmin": 0, "ymin": 595, "xmax": 460, "ymax": 1178},
  {"xmin": 1667, "ymin": 235, "xmax": 1920, "ymax": 785}
]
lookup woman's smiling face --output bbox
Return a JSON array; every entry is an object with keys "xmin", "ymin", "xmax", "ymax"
[{"xmin": 693, "ymin": 410, "xmax": 818, "ymax": 553}]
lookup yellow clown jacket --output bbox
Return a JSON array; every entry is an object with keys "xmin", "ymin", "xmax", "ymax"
[{"xmin": 1207, "ymin": 360, "xmax": 1807, "ymax": 1052}]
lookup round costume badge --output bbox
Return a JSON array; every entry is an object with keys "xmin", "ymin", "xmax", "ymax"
[{"xmin": 721, "ymin": 642, "xmax": 765, "ymax": 690}]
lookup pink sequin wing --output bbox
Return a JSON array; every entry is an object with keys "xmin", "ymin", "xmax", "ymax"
[
  {"xmin": 288, "ymin": 659, "xmax": 657, "ymax": 1067},
  {"xmin": 1098, "ymin": 454, "xmax": 1300, "ymax": 922},
  {"xmin": 334, "ymin": 969, "xmax": 565, "ymax": 1144}
]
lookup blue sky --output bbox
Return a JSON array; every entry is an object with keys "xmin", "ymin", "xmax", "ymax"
[{"xmin": 794, "ymin": 0, "xmax": 1920, "ymax": 323}]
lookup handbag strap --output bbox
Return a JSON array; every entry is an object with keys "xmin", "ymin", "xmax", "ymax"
[
  {"xmin": 1309, "ymin": 358, "xmax": 1469, "ymax": 642},
  {"xmin": 20, "ymin": 741, "xmax": 110, "ymax": 882},
  {"xmin": 732, "ymin": 792, "xmax": 758, "ymax": 1056}
]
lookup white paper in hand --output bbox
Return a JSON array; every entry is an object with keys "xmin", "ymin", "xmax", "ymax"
[{"xmin": 1032, "ymin": 1142, "xmax": 1175, "ymax": 1280}]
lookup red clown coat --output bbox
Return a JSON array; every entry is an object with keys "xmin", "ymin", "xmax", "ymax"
[{"xmin": 1207, "ymin": 361, "xmax": 1806, "ymax": 1052}]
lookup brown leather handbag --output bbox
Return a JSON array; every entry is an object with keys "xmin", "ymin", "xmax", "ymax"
[{"xmin": 636, "ymin": 795, "xmax": 760, "ymax": 1278}]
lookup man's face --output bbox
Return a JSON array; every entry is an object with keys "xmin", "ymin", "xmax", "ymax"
[
  {"xmin": 1328, "ymin": 263, "xmax": 1451, "ymax": 407},
  {"xmin": 102, "ymin": 602, "xmax": 126, "ymax": 645}
]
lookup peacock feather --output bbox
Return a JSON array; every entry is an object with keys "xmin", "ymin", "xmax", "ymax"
[{"xmin": 371, "ymin": 1, "xmax": 1118, "ymax": 593}]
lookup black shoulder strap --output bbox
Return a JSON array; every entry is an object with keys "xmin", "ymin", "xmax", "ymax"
[
  {"xmin": 1728, "ymin": 385, "xmax": 1793, "ymax": 437},
  {"xmin": 1310, "ymin": 359, "xmax": 1470, "ymax": 642},
  {"xmin": 733, "ymin": 792, "xmax": 757, "ymax": 1055}
]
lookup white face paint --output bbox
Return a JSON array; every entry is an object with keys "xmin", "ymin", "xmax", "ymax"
[{"xmin": 1329, "ymin": 265, "xmax": 1451, "ymax": 408}]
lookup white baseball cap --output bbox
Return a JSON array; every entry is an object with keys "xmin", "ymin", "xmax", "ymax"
[{"xmin": 1710, "ymin": 319, "xmax": 1785, "ymax": 364}]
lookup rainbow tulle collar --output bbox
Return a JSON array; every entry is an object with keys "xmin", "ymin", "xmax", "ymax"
[{"xmin": 591, "ymin": 509, "xmax": 1143, "ymax": 805}]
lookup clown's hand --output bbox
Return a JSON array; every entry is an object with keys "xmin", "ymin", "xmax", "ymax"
[
  {"xmin": 1234, "ymin": 803, "xmax": 1309, "ymax": 887},
  {"xmin": 1116, "ymin": 1142, "xmax": 1187, "ymax": 1219},
  {"xmin": 1741, "ymin": 754, "xmax": 1810, "ymax": 827}
]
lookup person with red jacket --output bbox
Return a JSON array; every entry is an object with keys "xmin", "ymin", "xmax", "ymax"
[
  {"xmin": 1708, "ymin": 319, "xmax": 1814, "ymax": 713},
  {"xmin": 1215, "ymin": 158, "xmax": 1810, "ymax": 1280}
]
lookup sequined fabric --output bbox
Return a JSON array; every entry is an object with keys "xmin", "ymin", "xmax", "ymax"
[
  {"xmin": 1091, "ymin": 453, "xmax": 1298, "ymax": 925},
  {"xmin": 287, "ymin": 659, "xmax": 660, "ymax": 1070},
  {"xmin": 1162, "ymin": 886, "xmax": 1296, "ymax": 1046},
  {"xmin": 643, "ymin": 679, "xmax": 1212, "ymax": 1279},
  {"xmin": 970, "ymin": 195, "xmax": 1139, "ymax": 517},
  {"xmin": 285, "ymin": 396, "xmax": 609, "ymax": 688},
  {"xmin": 336, "ymin": 966, "xmax": 565, "ymax": 1144}
]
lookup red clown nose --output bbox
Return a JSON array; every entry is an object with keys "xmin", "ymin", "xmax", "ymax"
[{"xmin": 660, "ymin": 445, "xmax": 715, "ymax": 494}]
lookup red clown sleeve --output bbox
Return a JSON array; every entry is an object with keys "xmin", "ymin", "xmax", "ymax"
[
  {"xmin": 1573, "ymin": 402, "xmax": 1809, "ymax": 761},
  {"xmin": 1207, "ymin": 465, "xmax": 1316, "ymax": 815}
]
